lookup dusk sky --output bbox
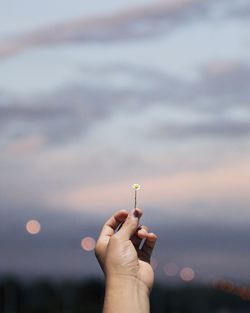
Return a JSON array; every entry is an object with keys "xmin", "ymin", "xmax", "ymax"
[{"xmin": 0, "ymin": 0, "xmax": 250, "ymax": 284}]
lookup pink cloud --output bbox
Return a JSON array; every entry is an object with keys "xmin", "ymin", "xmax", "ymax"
[
  {"xmin": 203, "ymin": 60, "xmax": 241, "ymax": 77},
  {"xmin": 52, "ymin": 157, "xmax": 250, "ymax": 213},
  {"xmin": 0, "ymin": 0, "xmax": 203, "ymax": 58},
  {"xmin": 5, "ymin": 134, "xmax": 46, "ymax": 154}
]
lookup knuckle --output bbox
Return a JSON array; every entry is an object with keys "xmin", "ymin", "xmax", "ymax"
[
  {"xmin": 110, "ymin": 234, "xmax": 121, "ymax": 243},
  {"xmin": 127, "ymin": 216, "xmax": 138, "ymax": 226},
  {"xmin": 140, "ymin": 225, "xmax": 149, "ymax": 232}
]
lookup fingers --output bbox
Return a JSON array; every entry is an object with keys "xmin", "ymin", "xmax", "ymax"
[
  {"xmin": 97, "ymin": 208, "xmax": 157, "ymax": 256},
  {"xmin": 116, "ymin": 208, "xmax": 142, "ymax": 240},
  {"xmin": 137, "ymin": 225, "xmax": 149, "ymax": 239},
  {"xmin": 141, "ymin": 232, "xmax": 157, "ymax": 262},
  {"xmin": 98, "ymin": 209, "xmax": 129, "ymax": 241},
  {"xmin": 130, "ymin": 225, "xmax": 149, "ymax": 249},
  {"xmin": 131, "ymin": 224, "xmax": 157, "ymax": 263}
]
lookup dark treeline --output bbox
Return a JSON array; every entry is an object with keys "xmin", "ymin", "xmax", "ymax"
[{"xmin": 0, "ymin": 276, "xmax": 250, "ymax": 313}]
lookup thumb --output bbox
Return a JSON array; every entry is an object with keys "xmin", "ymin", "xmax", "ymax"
[{"xmin": 116, "ymin": 208, "xmax": 142, "ymax": 240}]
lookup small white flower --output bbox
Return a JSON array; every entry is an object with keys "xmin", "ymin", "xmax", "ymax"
[{"xmin": 132, "ymin": 183, "xmax": 141, "ymax": 190}]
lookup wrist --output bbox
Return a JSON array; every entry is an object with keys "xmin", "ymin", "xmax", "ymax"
[
  {"xmin": 103, "ymin": 275, "xmax": 150, "ymax": 313},
  {"xmin": 105, "ymin": 274, "xmax": 150, "ymax": 296}
]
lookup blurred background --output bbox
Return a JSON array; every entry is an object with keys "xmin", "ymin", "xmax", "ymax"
[{"xmin": 1, "ymin": 0, "xmax": 250, "ymax": 312}]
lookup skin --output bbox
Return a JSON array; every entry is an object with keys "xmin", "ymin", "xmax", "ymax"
[{"xmin": 95, "ymin": 208, "xmax": 157, "ymax": 313}]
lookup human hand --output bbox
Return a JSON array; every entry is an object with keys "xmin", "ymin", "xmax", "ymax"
[{"xmin": 95, "ymin": 208, "xmax": 157, "ymax": 292}]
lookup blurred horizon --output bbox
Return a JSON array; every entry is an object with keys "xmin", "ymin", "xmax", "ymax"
[{"xmin": 1, "ymin": 0, "xmax": 250, "ymax": 285}]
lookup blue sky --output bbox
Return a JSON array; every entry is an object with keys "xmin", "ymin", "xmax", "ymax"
[{"xmin": 0, "ymin": 0, "xmax": 250, "ymax": 283}]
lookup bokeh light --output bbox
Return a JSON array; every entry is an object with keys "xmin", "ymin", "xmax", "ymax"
[
  {"xmin": 26, "ymin": 220, "xmax": 41, "ymax": 235},
  {"xmin": 214, "ymin": 278, "xmax": 250, "ymax": 301},
  {"xmin": 180, "ymin": 267, "xmax": 195, "ymax": 282},
  {"xmin": 81, "ymin": 237, "xmax": 96, "ymax": 251},
  {"xmin": 164, "ymin": 262, "xmax": 179, "ymax": 277}
]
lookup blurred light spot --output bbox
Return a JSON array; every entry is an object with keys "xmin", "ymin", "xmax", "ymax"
[
  {"xmin": 164, "ymin": 262, "xmax": 179, "ymax": 277},
  {"xmin": 150, "ymin": 257, "xmax": 158, "ymax": 270},
  {"xmin": 214, "ymin": 278, "xmax": 250, "ymax": 300},
  {"xmin": 26, "ymin": 220, "xmax": 41, "ymax": 235},
  {"xmin": 217, "ymin": 279, "xmax": 234, "ymax": 293},
  {"xmin": 239, "ymin": 287, "xmax": 250, "ymax": 300},
  {"xmin": 81, "ymin": 237, "xmax": 96, "ymax": 251},
  {"xmin": 180, "ymin": 267, "xmax": 195, "ymax": 282}
]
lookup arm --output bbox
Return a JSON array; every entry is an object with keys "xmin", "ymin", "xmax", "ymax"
[
  {"xmin": 95, "ymin": 208, "xmax": 157, "ymax": 313},
  {"xmin": 103, "ymin": 275, "xmax": 150, "ymax": 313}
]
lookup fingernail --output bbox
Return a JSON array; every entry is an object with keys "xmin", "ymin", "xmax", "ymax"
[{"xmin": 133, "ymin": 208, "xmax": 140, "ymax": 218}]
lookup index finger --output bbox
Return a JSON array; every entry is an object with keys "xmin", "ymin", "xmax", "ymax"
[{"xmin": 98, "ymin": 209, "xmax": 129, "ymax": 241}]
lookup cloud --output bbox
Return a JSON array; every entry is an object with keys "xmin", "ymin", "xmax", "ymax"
[
  {"xmin": 151, "ymin": 119, "xmax": 250, "ymax": 140},
  {"xmin": 52, "ymin": 157, "xmax": 250, "ymax": 224},
  {"xmin": 196, "ymin": 61, "xmax": 250, "ymax": 105},
  {"xmin": 82, "ymin": 60, "xmax": 250, "ymax": 111},
  {"xmin": 226, "ymin": 0, "xmax": 250, "ymax": 19},
  {"xmin": 0, "ymin": 62, "xmax": 249, "ymax": 218},
  {"xmin": 6, "ymin": 134, "xmax": 46, "ymax": 153},
  {"xmin": 0, "ymin": 85, "xmax": 127, "ymax": 145},
  {"xmin": 144, "ymin": 60, "xmax": 250, "ymax": 139},
  {"xmin": 1, "ymin": 60, "xmax": 250, "ymax": 148},
  {"xmin": 0, "ymin": 0, "xmax": 243, "ymax": 59}
]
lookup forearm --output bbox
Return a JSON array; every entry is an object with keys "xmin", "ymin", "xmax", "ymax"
[{"xmin": 103, "ymin": 276, "xmax": 150, "ymax": 313}]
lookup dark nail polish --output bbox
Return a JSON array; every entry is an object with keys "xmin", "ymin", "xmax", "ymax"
[{"xmin": 133, "ymin": 208, "xmax": 140, "ymax": 218}]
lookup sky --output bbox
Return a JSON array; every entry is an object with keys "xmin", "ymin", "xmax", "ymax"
[{"xmin": 0, "ymin": 0, "xmax": 250, "ymax": 284}]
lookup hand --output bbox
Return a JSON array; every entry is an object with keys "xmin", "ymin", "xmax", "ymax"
[{"xmin": 95, "ymin": 208, "xmax": 157, "ymax": 291}]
